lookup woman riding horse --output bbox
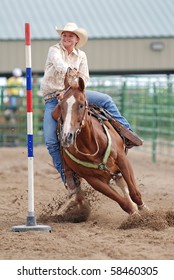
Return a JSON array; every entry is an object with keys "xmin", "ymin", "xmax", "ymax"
[{"xmin": 41, "ymin": 22, "xmax": 143, "ymax": 193}]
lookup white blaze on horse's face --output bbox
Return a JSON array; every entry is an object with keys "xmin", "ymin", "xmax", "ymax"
[{"xmin": 62, "ymin": 95, "xmax": 76, "ymax": 147}]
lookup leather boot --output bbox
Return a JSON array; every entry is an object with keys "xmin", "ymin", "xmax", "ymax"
[{"xmin": 97, "ymin": 107, "xmax": 143, "ymax": 149}]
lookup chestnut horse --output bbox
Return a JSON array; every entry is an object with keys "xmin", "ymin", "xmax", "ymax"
[{"xmin": 53, "ymin": 76, "xmax": 147, "ymax": 215}]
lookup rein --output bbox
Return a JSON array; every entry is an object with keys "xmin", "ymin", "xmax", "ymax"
[
  {"xmin": 74, "ymin": 112, "xmax": 100, "ymax": 157},
  {"xmin": 57, "ymin": 68, "xmax": 79, "ymax": 100}
]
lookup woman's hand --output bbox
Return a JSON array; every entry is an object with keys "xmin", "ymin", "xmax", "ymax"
[
  {"xmin": 56, "ymin": 91, "xmax": 64, "ymax": 101},
  {"xmin": 67, "ymin": 67, "xmax": 79, "ymax": 78},
  {"xmin": 66, "ymin": 67, "xmax": 79, "ymax": 87}
]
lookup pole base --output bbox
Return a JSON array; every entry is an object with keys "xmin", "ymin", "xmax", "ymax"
[{"xmin": 11, "ymin": 224, "xmax": 51, "ymax": 232}]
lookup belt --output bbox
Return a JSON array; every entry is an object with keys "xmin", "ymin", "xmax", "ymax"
[{"xmin": 44, "ymin": 92, "xmax": 58, "ymax": 101}]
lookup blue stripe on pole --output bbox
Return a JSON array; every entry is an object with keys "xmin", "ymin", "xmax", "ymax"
[
  {"xmin": 26, "ymin": 67, "xmax": 32, "ymax": 90},
  {"xmin": 28, "ymin": 134, "xmax": 33, "ymax": 157}
]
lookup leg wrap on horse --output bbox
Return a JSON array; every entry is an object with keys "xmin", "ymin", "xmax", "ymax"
[{"xmin": 63, "ymin": 165, "xmax": 81, "ymax": 195}]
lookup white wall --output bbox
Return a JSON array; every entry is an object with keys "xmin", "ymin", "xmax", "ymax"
[{"xmin": 0, "ymin": 37, "xmax": 174, "ymax": 75}]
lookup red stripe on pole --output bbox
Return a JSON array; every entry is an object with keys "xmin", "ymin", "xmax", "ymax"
[
  {"xmin": 27, "ymin": 90, "xmax": 33, "ymax": 112},
  {"xmin": 25, "ymin": 23, "xmax": 31, "ymax": 45}
]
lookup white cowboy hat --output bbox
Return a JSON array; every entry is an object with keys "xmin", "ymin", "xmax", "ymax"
[{"xmin": 56, "ymin": 22, "xmax": 88, "ymax": 48}]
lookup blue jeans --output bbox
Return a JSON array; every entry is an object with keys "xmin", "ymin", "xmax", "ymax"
[{"xmin": 43, "ymin": 90, "xmax": 132, "ymax": 181}]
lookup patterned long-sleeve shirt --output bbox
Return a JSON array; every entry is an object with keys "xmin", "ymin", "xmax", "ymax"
[{"xmin": 40, "ymin": 43, "xmax": 89, "ymax": 96}]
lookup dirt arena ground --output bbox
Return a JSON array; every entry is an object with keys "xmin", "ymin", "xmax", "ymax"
[{"xmin": 0, "ymin": 146, "xmax": 174, "ymax": 260}]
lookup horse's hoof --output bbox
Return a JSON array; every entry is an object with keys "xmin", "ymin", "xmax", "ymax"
[
  {"xmin": 130, "ymin": 211, "xmax": 140, "ymax": 217},
  {"xmin": 75, "ymin": 189, "xmax": 85, "ymax": 205},
  {"xmin": 138, "ymin": 203, "xmax": 150, "ymax": 212},
  {"xmin": 68, "ymin": 186, "xmax": 81, "ymax": 197}
]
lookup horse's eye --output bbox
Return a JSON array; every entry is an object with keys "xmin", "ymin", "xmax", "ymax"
[{"xmin": 79, "ymin": 103, "xmax": 84, "ymax": 109}]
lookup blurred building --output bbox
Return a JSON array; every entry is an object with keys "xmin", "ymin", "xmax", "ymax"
[{"xmin": 0, "ymin": 0, "xmax": 174, "ymax": 76}]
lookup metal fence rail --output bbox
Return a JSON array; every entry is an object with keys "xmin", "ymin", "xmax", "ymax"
[
  {"xmin": 1, "ymin": 75, "xmax": 174, "ymax": 162},
  {"xmin": 88, "ymin": 75, "xmax": 174, "ymax": 162},
  {"xmin": 0, "ymin": 85, "xmax": 44, "ymax": 147}
]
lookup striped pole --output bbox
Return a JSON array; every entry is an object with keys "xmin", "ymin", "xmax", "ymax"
[
  {"xmin": 25, "ymin": 23, "xmax": 35, "ymax": 225},
  {"xmin": 11, "ymin": 23, "xmax": 51, "ymax": 232}
]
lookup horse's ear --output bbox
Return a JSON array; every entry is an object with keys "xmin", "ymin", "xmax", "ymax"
[
  {"xmin": 78, "ymin": 77, "xmax": 85, "ymax": 91},
  {"xmin": 52, "ymin": 104, "xmax": 61, "ymax": 121},
  {"xmin": 64, "ymin": 72, "xmax": 70, "ymax": 89}
]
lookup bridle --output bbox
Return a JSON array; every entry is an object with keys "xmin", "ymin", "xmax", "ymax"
[
  {"xmin": 73, "ymin": 102, "xmax": 100, "ymax": 157},
  {"xmin": 59, "ymin": 85, "xmax": 100, "ymax": 157}
]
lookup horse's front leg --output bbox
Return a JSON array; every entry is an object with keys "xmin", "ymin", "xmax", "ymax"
[
  {"xmin": 86, "ymin": 176, "xmax": 138, "ymax": 214},
  {"xmin": 114, "ymin": 176, "xmax": 138, "ymax": 212},
  {"xmin": 117, "ymin": 155, "xmax": 147, "ymax": 211},
  {"xmin": 63, "ymin": 161, "xmax": 81, "ymax": 196},
  {"xmin": 58, "ymin": 186, "xmax": 86, "ymax": 217}
]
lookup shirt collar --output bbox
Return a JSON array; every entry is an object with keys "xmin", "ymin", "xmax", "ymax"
[{"xmin": 59, "ymin": 42, "xmax": 78, "ymax": 55}]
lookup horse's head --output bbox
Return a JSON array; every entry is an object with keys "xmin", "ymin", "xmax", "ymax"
[{"xmin": 59, "ymin": 77, "xmax": 88, "ymax": 147}]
